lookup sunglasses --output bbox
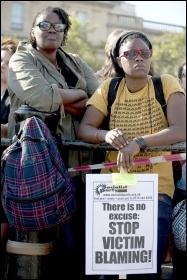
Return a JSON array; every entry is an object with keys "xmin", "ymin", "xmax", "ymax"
[
  {"xmin": 36, "ymin": 21, "xmax": 66, "ymax": 32},
  {"xmin": 119, "ymin": 49, "xmax": 152, "ymax": 60}
]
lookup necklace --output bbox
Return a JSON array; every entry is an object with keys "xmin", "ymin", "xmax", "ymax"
[
  {"xmin": 41, "ymin": 53, "xmax": 61, "ymax": 72},
  {"xmin": 55, "ymin": 61, "xmax": 59, "ymax": 69},
  {"xmin": 55, "ymin": 61, "xmax": 62, "ymax": 73},
  {"xmin": 147, "ymin": 79, "xmax": 153, "ymax": 134}
]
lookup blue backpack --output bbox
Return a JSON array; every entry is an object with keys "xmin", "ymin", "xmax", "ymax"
[
  {"xmin": 172, "ymin": 199, "xmax": 186, "ymax": 251},
  {"xmin": 1, "ymin": 116, "xmax": 76, "ymax": 231}
]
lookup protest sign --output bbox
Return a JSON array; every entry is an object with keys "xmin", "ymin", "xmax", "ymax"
[{"xmin": 86, "ymin": 173, "xmax": 158, "ymax": 275}]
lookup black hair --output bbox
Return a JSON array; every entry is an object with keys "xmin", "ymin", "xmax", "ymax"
[
  {"xmin": 28, "ymin": 6, "xmax": 72, "ymax": 47},
  {"xmin": 178, "ymin": 61, "xmax": 186, "ymax": 79},
  {"xmin": 110, "ymin": 30, "xmax": 152, "ymax": 77}
]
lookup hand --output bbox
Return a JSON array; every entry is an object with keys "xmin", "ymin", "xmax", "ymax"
[
  {"xmin": 117, "ymin": 140, "xmax": 140, "ymax": 171},
  {"xmin": 105, "ymin": 128, "xmax": 129, "ymax": 150}
]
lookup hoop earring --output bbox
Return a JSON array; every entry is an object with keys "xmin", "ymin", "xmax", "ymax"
[{"xmin": 31, "ymin": 35, "xmax": 36, "ymax": 44}]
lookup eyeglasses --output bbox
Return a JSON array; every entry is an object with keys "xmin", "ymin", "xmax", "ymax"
[
  {"xmin": 36, "ymin": 21, "xmax": 66, "ymax": 32},
  {"xmin": 119, "ymin": 49, "xmax": 152, "ymax": 60}
]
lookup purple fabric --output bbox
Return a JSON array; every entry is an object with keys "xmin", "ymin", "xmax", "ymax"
[{"xmin": 1, "ymin": 116, "xmax": 76, "ymax": 231}]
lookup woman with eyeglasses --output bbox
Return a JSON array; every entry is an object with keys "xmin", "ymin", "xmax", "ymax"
[
  {"xmin": 7, "ymin": 6, "xmax": 99, "ymax": 280},
  {"xmin": 78, "ymin": 31, "xmax": 186, "ymax": 280}
]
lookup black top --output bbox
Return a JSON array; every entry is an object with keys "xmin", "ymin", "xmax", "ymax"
[
  {"xmin": 59, "ymin": 64, "xmax": 78, "ymax": 88},
  {"xmin": 1, "ymin": 89, "xmax": 10, "ymax": 223},
  {"xmin": 1, "ymin": 89, "xmax": 10, "ymax": 124}
]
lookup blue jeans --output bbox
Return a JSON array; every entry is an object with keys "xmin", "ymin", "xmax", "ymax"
[{"xmin": 128, "ymin": 193, "xmax": 172, "ymax": 280}]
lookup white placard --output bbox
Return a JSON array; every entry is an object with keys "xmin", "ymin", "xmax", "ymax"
[{"xmin": 86, "ymin": 174, "xmax": 158, "ymax": 275}]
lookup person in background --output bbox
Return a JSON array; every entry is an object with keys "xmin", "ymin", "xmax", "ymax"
[
  {"xmin": 7, "ymin": 6, "xmax": 99, "ymax": 279},
  {"xmin": 178, "ymin": 61, "xmax": 186, "ymax": 195},
  {"xmin": 178, "ymin": 60, "xmax": 186, "ymax": 94},
  {"xmin": 1, "ymin": 38, "xmax": 17, "ymax": 279},
  {"xmin": 77, "ymin": 30, "xmax": 186, "ymax": 279},
  {"xmin": 172, "ymin": 61, "xmax": 186, "ymax": 280},
  {"xmin": 163, "ymin": 61, "xmax": 186, "ymax": 265},
  {"xmin": 1, "ymin": 38, "xmax": 17, "ymax": 138},
  {"xmin": 95, "ymin": 28, "xmax": 124, "ymax": 84},
  {"xmin": 172, "ymin": 60, "xmax": 186, "ymax": 211}
]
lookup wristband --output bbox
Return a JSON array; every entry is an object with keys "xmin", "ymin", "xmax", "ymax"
[{"xmin": 133, "ymin": 137, "xmax": 147, "ymax": 152}]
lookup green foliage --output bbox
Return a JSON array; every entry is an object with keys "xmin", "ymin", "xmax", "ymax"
[
  {"xmin": 1, "ymin": 35, "xmax": 19, "ymax": 44},
  {"xmin": 63, "ymin": 14, "xmax": 186, "ymax": 78},
  {"xmin": 63, "ymin": 13, "xmax": 103, "ymax": 72},
  {"xmin": 151, "ymin": 29, "xmax": 186, "ymax": 78}
]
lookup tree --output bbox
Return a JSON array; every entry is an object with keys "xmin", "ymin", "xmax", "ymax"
[
  {"xmin": 151, "ymin": 29, "xmax": 186, "ymax": 78},
  {"xmin": 65, "ymin": 15, "xmax": 186, "ymax": 78},
  {"xmin": 63, "ymin": 13, "xmax": 103, "ymax": 72},
  {"xmin": 1, "ymin": 35, "xmax": 18, "ymax": 44}
]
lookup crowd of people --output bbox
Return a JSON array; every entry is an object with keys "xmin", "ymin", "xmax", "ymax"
[{"xmin": 1, "ymin": 5, "xmax": 186, "ymax": 280}]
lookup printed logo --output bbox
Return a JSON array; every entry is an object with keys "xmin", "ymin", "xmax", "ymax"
[{"xmin": 95, "ymin": 183, "xmax": 127, "ymax": 196}]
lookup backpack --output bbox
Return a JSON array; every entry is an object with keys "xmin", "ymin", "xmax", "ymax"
[
  {"xmin": 172, "ymin": 199, "xmax": 186, "ymax": 251},
  {"xmin": 102, "ymin": 76, "xmax": 182, "ymax": 184},
  {"xmin": 1, "ymin": 116, "xmax": 77, "ymax": 231}
]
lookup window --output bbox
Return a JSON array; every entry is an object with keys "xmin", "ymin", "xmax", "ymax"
[
  {"xmin": 11, "ymin": 3, "xmax": 24, "ymax": 30},
  {"xmin": 76, "ymin": 11, "xmax": 87, "ymax": 24}
]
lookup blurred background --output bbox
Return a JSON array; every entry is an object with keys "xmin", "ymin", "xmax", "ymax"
[{"xmin": 1, "ymin": 1, "xmax": 186, "ymax": 77}]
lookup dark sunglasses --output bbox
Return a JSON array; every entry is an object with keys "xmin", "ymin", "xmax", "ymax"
[
  {"xmin": 119, "ymin": 49, "xmax": 152, "ymax": 60},
  {"xmin": 36, "ymin": 21, "xmax": 66, "ymax": 32}
]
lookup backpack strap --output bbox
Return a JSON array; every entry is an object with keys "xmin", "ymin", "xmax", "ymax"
[
  {"xmin": 105, "ymin": 76, "xmax": 167, "ymax": 129},
  {"xmin": 108, "ymin": 76, "xmax": 167, "ymax": 118},
  {"xmin": 102, "ymin": 77, "xmax": 122, "ymax": 130},
  {"xmin": 151, "ymin": 76, "xmax": 182, "ymax": 184},
  {"xmin": 151, "ymin": 76, "xmax": 167, "ymax": 119},
  {"xmin": 107, "ymin": 77, "xmax": 123, "ymax": 114}
]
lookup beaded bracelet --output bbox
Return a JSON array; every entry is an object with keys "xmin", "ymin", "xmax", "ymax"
[
  {"xmin": 95, "ymin": 130, "xmax": 103, "ymax": 143},
  {"xmin": 133, "ymin": 136, "xmax": 147, "ymax": 152}
]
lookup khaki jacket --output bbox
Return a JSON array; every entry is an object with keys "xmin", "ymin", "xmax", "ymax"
[{"xmin": 7, "ymin": 42, "xmax": 99, "ymax": 177}]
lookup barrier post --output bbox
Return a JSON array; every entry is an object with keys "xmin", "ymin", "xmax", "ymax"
[{"xmin": 4, "ymin": 228, "xmax": 56, "ymax": 279}]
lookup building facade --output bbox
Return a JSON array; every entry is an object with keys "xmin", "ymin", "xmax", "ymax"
[{"xmin": 1, "ymin": 1, "xmax": 185, "ymax": 45}]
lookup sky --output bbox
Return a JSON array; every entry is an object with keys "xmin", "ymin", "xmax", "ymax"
[{"xmin": 126, "ymin": 1, "xmax": 186, "ymax": 26}]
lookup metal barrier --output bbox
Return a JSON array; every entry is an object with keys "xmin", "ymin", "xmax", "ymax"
[
  {"xmin": 1, "ymin": 138, "xmax": 186, "ymax": 152},
  {"xmin": 4, "ymin": 228, "xmax": 56, "ymax": 280},
  {"xmin": 1, "ymin": 138, "xmax": 186, "ymax": 279}
]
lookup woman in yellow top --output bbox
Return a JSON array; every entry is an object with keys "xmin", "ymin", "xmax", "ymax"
[{"xmin": 78, "ymin": 31, "xmax": 186, "ymax": 280}]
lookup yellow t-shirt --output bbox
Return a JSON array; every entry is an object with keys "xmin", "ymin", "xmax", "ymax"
[{"xmin": 86, "ymin": 74, "xmax": 184, "ymax": 198}]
